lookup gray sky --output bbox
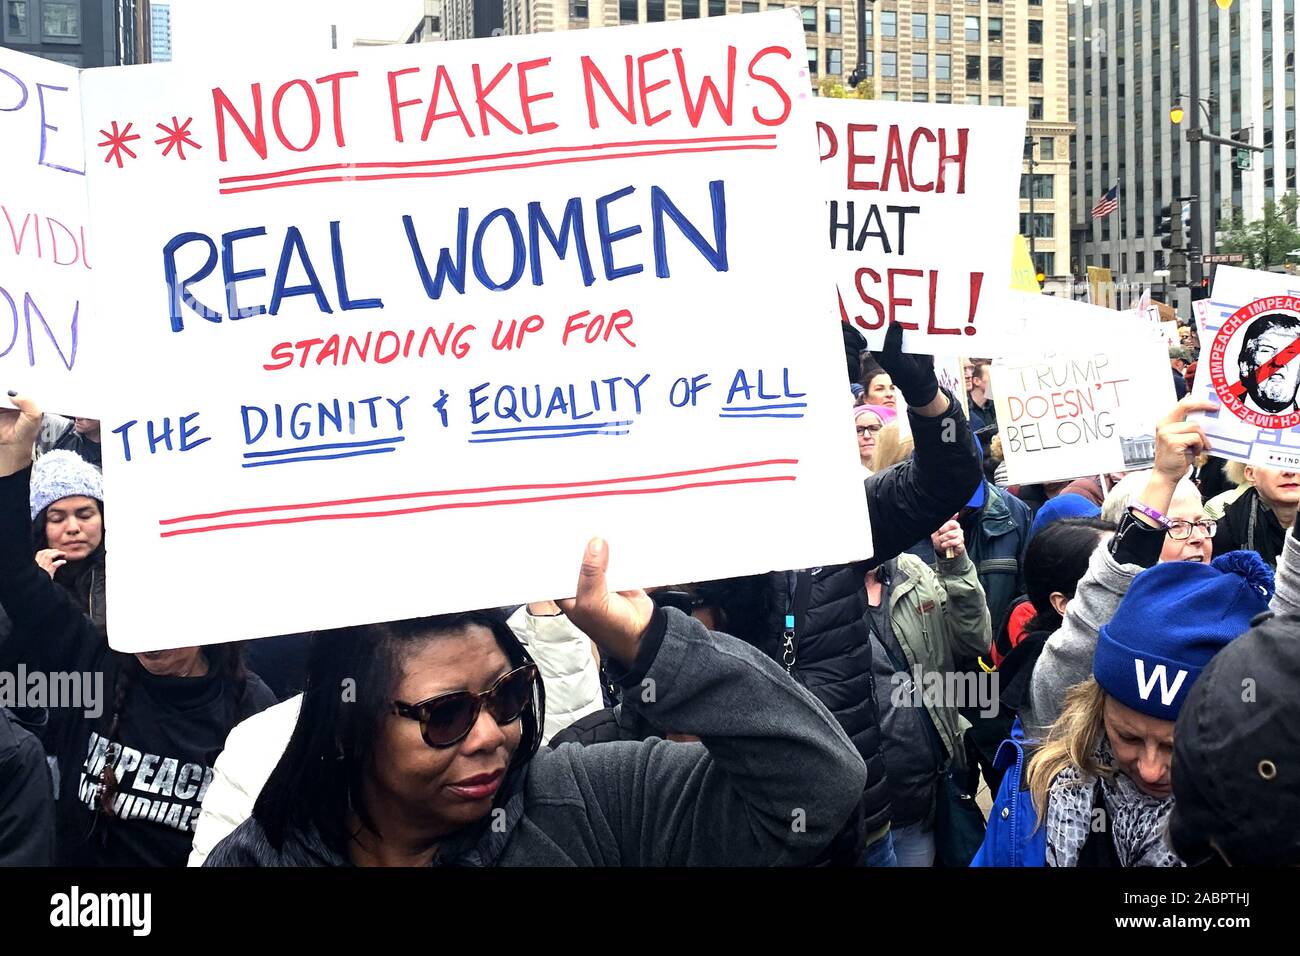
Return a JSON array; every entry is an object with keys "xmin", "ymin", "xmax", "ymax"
[{"xmin": 166, "ymin": 0, "xmax": 426, "ymax": 63}]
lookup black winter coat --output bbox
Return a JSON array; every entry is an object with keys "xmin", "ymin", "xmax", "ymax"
[
  {"xmin": 0, "ymin": 707, "xmax": 56, "ymax": 865},
  {"xmin": 717, "ymin": 391, "xmax": 983, "ymax": 839}
]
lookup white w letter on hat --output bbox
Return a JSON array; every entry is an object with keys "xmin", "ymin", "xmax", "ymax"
[{"xmin": 1135, "ymin": 659, "xmax": 1188, "ymax": 706}]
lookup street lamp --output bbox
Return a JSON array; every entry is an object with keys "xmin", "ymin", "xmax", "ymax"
[
  {"xmin": 1170, "ymin": 104, "xmax": 1185, "ymax": 125},
  {"xmin": 1025, "ymin": 135, "xmax": 1039, "ymax": 271}
]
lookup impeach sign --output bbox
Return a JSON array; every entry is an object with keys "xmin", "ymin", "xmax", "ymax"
[
  {"xmin": 80, "ymin": 13, "xmax": 873, "ymax": 650},
  {"xmin": 816, "ymin": 99, "xmax": 1025, "ymax": 354}
]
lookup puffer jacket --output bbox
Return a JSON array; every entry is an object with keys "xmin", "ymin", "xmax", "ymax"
[
  {"xmin": 867, "ymin": 552, "xmax": 990, "ymax": 825},
  {"xmin": 742, "ymin": 390, "xmax": 983, "ymax": 838}
]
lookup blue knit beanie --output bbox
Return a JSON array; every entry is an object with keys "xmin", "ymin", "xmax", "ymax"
[
  {"xmin": 1093, "ymin": 551, "xmax": 1274, "ymax": 722},
  {"xmin": 1028, "ymin": 493, "xmax": 1101, "ymax": 543},
  {"xmin": 30, "ymin": 450, "xmax": 104, "ymax": 522}
]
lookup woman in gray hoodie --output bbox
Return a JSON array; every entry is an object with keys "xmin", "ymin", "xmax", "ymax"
[{"xmin": 203, "ymin": 538, "xmax": 869, "ymax": 867}]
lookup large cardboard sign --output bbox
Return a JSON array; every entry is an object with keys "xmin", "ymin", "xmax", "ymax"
[
  {"xmin": 1190, "ymin": 266, "xmax": 1300, "ymax": 468},
  {"xmin": 0, "ymin": 48, "xmax": 97, "ymax": 413},
  {"xmin": 80, "ymin": 13, "xmax": 873, "ymax": 650},
  {"xmin": 990, "ymin": 294, "xmax": 1174, "ymax": 484},
  {"xmin": 816, "ymin": 99, "xmax": 1025, "ymax": 354}
]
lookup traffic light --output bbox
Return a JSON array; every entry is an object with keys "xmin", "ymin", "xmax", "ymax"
[
  {"xmin": 1191, "ymin": 277, "xmax": 1211, "ymax": 301},
  {"xmin": 1035, "ymin": 271, "xmax": 1047, "ymax": 284},
  {"xmin": 1159, "ymin": 201, "xmax": 1185, "ymax": 252}
]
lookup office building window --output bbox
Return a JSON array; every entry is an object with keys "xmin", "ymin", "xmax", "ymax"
[
  {"xmin": 936, "ymin": 93, "xmax": 952, "ymax": 103},
  {"xmin": 1029, "ymin": 58, "xmax": 1043, "ymax": 83},
  {"xmin": 882, "ymin": 51, "xmax": 897, "ymax": 77},
  {"xmin": 1028, "ymin": 18, "xmax": 1043, "ymax": 43},
  {"xmin": 620, "ymin": 0, "xmax": 638, "ymax": 21},
  {"xmin": 571, "ymin": 0, "xmax": 589, "ymax": 17},
  {"xmin": 6, "ymin": 0, "xmax": 28, "ymax": 38},
  {"xmin": 1019, "ymin": 212, "xmax": 1055, "ymax": 237},
  {"xmin": 1019, "ymin": 174, "xmax": 1053, "ymax": 199},
  {"xmin": 802, "ymin": 5, "xmax": 816, "ymax": 30},
  {"xmin": 827, "ymin": 47, "xmax": 843, "ymax": 75},
  {"xmin": 708, "ymin": 0, "xmax": 724, "ymax": 14},
  {"xmin": 989, "ymin": 56, "xmax": 1003, "ymax": 81},
  {"xmin": 913, "ymin": 12, "xmax": 927, "ymax": 38},
  {"xmin": 42, "ymin": 0, "xmax": 79, "ymax": 39},
  {"xmin": 742, "ymin": 1, "xmax": 759, "ymax": 9},
  {"xmin": 936, "ymin": 53, "xmax": 951, "ymax": 80},
  {"xmin": 882, "ymin": 10, "xmax": 896, "ymax": 36},
  {"xmin": 935, "ymin": 13, "xmax": 950, "ymax": 40},
  {"xmin": 914, "ymin": 91, "xmax": 930, "ymax": 101},
  {"xmin": 1032, "ymin": 252, "xmax": 1055, "ymax": 277},
  {"xmin": 881, "ymin": 92, "xmax": 898, "ymax": 101},
  {"xmin": 1039, "ymin": 136, "xmax": 1054, "ymax": 159},
  {"xmin": 863, "ymin": 7, "xmax": 872, "ymax": 36},
  {"xmin": 989, "ymin": 94, "xmax": 1004, "ymax": 105},
  {"xmin": 808, "ymin": 46, "xmax": 818, "ymax": 75},
  {"xmin": 913, "ymin": 53, "xmax": 928, "ymax": 78},
  {"xmin": 965, "ymin": 16, "xmax": 980, "ymax": 42},
  {"xmin": 967, "ymin": 94, "xmax": 982, "ymax": 104},
  {"xmin": 988, "ymin": 17, "xmax": 1002, "ymax": 42},
  {"xmin": 648, "ymin": 0, "xmax": 665, "ymax": 20},
  {"xmin": 864, "ymin": 50, "xmax": 874, "ymax": 76},
  {"xmin": 1029, "ymin": 96, "xmax": 1044, "ymax": 119},
  {"xmin": 826, "ymin": 6, "xmax": 841, "ymax": 33},
  {"xmin": 966, "ymin": 55, "xmax": 980, "ymax": 80}
]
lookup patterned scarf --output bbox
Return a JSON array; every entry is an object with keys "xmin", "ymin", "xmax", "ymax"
[{"xmin": 1044, "ymin": 737, "xmax": 1184, "ymax": 868}]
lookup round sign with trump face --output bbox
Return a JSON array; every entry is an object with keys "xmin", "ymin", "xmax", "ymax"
[{"xmin": 1208, "ymin": 296, "xmax": 1300, "ymax": 429}]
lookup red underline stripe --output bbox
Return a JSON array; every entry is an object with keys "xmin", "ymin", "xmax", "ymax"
[
  {"xmin": 217, "ymin": 134, "xmax": 779, "ymax": 185},
  {"xmin": 217, "ymin": 143, "xmax": 776, "ymax": 194},
  {"xmin": 158, "ymin": 459, "xmax": 800, "ymax": 526},
  {"xmin": 159, "ymin": 474, "xmax": 796, "ymax": 538}
]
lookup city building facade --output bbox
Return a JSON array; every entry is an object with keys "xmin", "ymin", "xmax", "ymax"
[
  {"xmin": 150, "ymin": 0, "xmax": 168, "ymax": 62},
  {"xmin": 446, "ymin": 0, "xmax": 505, "ymax": 39},
  {"xmin": 1, "ymin": 0, "xmax": 150, "ymax": 66},
  {"xmin": 858, "ymin": 1, "xmax": 1072, "ymax": 283},
  {"xmin": 1070, "ymin": 0, "xmax": 1297, "ymax": 288}
]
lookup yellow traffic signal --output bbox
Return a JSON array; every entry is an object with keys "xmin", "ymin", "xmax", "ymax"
[
  {"xmin": 1035, "ymin": 271, "xmax": 1047, "ymax": 284},
  {"xmin": 1170, "ymin": 104, "xmax": 1185, "ymax": 124}
]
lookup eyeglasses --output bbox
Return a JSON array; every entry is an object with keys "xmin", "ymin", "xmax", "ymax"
[
  {"xmin": 856, "ymin": 424, "xmax": 884, "ymax": 437},
  {"xmin": 1166, "ymin": 518, "xmax": 1217, "ymax": 540},
  {"xmin": 392, "ymin": 664, "xmax": 537, "ymax": 748}
]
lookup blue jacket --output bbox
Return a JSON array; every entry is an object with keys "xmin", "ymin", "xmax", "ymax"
[{"xmin": 970, "ymin": 719, "xmax": 1045, "ymax": 867}]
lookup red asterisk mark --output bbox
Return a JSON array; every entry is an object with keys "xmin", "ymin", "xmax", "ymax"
[
  {"xmin": 97, "ymin": 121, "xmax": 140, "ymax": 168},
  {"xmin": 155, "ymin": 115, "xmax": 201, "ymax": 160}
]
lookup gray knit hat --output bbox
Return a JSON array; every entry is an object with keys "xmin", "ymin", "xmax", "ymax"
[{"xmin": 30, "ymin": 450, "xmax": 104, "ymax": 521}]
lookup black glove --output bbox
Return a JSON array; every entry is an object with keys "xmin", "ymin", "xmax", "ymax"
[{"xmin": 873, "ymin": 321, "xmax": 940, "ymax": 408}]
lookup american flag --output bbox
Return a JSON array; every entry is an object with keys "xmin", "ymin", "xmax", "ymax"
[{"xmin": 1091, "ymin": 184, "xmax": 1119, "ymax": 219}]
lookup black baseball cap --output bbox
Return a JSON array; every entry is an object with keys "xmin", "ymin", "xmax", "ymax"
[{"xmin": 1169, "ymin": 616, "xmax": 1300, "ymax": 866}]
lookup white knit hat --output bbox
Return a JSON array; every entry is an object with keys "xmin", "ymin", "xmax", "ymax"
[{"xmin": 30, "ymin": 450, "xmax": 104, "ymax": 521}]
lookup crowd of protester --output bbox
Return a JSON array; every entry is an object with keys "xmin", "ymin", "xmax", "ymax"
[{"xmin": 1, "ymin": 312, "xmax": 1297, "ymax": 869}]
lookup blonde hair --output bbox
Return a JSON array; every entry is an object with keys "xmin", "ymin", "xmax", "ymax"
[
  {"xmin": 1025, "ymin": 678, "xmax": 1113, "ymax": 825},
  {"xmin": 990, "ymin": 433, "xmax": 1004, "ymax": 463},
  {"xmin": 872, "ymin": 421, "xmax": 914, "ymax": 472}
]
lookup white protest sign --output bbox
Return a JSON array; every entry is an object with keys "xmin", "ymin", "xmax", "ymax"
[
  {"xmin": 815, "ymin": 99, "xmax": 1025, "ymax": 353},
  {"xmin": 80, "ymin": 13, "xmax": 872, "ymax": 651},
  {"xmin": 0, "ymin": 48, "xmax": 98, "ymax": 413},
  {"xmin": 990, "ymin": 294, "xmax": 1174, "ymax": 484},
  {"xmin": 1189, "ymin": 266, "xmax": 1300, "ymax": 468}
]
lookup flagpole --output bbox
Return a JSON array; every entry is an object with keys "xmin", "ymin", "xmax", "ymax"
[{"xmin": 1111, "ymin": 181, "xmax": 1121, "ymax": 309}]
